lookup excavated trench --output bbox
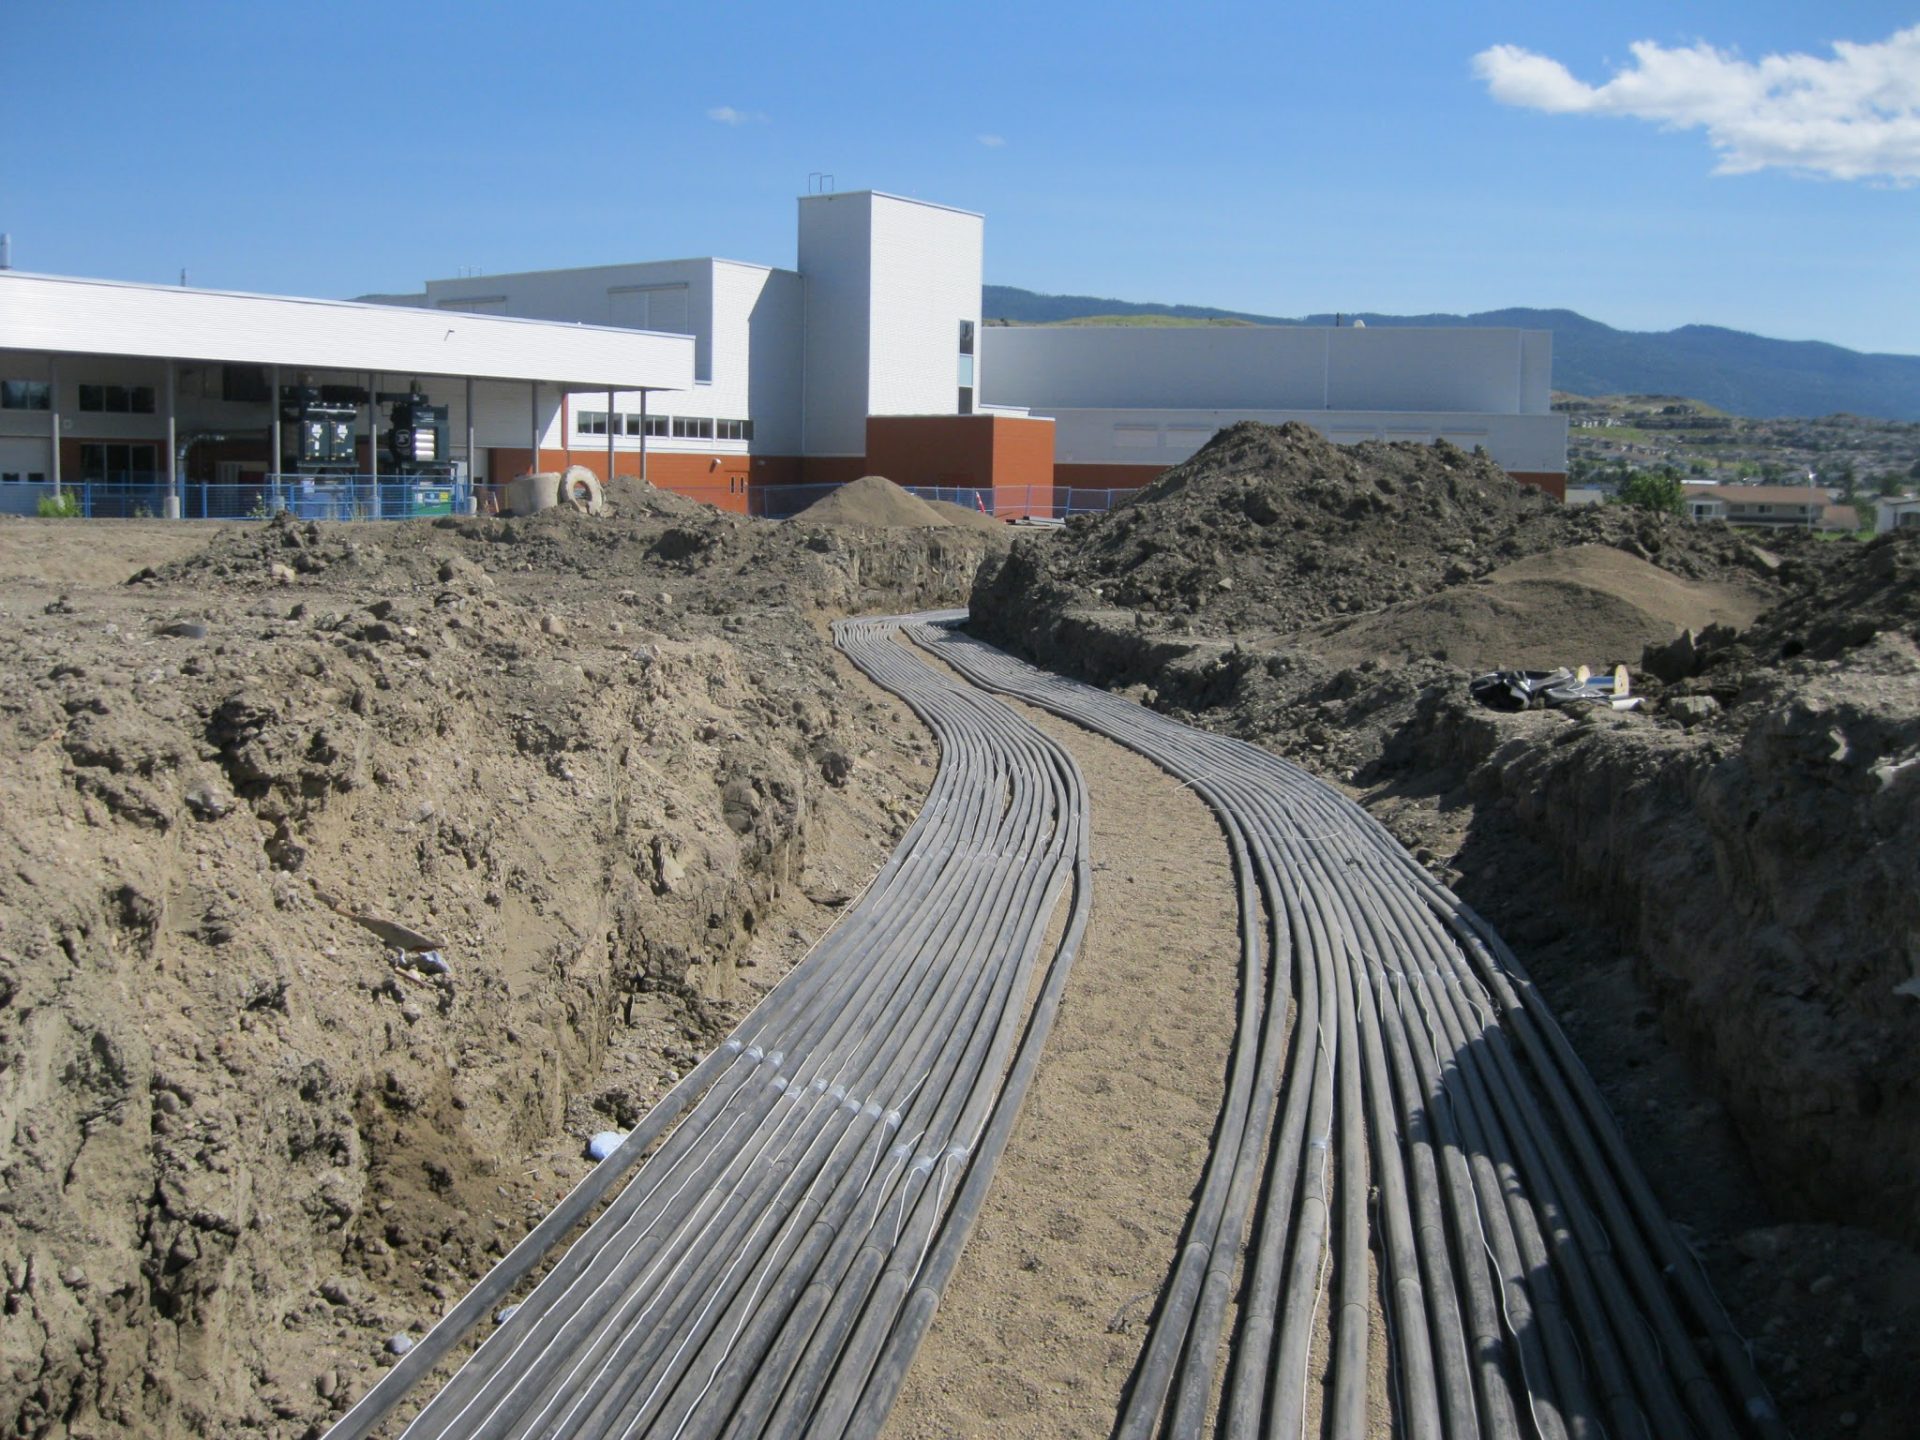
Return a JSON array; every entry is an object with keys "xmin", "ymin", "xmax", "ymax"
[{"xmin": 0, "ymin": 509, "xmax": 999, "ymax": 1440}]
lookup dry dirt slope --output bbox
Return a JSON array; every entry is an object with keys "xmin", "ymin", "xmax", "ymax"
[
  {"xmin": 969, "ymin": 421, "xmax": 1920, "ymax": 1439},
  {"xmin": 0, "ymin": 499, "xmax": 1005, "ymax": 1440}
]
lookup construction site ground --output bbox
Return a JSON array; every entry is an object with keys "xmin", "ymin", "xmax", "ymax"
[{"xmin": 3, "ymin": 434, "xmax": 1916, "ymax": 1440}]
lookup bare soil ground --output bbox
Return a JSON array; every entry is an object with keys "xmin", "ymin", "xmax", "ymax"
[
  {"xmin": 0, "ymin": 499, "xmax": 1002, "ymax": 1440},
  {"xmin": 884, "ymin": 683, "xmax": 1241, "ymax": 1440}
]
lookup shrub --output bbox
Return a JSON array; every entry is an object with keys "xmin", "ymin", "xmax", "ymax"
[
  {"xmin": 36, "ymin": 492, "xmax": 81, "ymax": 519},
  {"xmin": 1616, "ymin": 469, "xmax": 1686, "ymax": 515}
]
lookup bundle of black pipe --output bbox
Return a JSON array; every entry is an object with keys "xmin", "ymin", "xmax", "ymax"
[
  {"xmin": 915, "ymin": 619, "xmax": 1786, "ymax": 1440},
  {"xmin": 326, "ymin": 611, "xmax": 1090, "ymax": 1440}
]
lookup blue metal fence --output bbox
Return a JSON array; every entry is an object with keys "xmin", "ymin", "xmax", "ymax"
[
  {"xmin": 11, "ymin": 475, "xmax": 1131, "ymax": 524},
  {"xmin": 36, "ymin": 474, "xmax": 473, "ymax": 521}
]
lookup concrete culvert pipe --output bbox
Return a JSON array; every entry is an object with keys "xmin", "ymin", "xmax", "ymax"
[{"xmin": 560, "ymin": 466, "xmax": 605, "ymax": 515}]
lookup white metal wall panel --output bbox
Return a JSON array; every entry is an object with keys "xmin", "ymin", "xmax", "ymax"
[
  {"xmin": 724, "ymin": 264, "xmax": 803, "ymax": 453},
  {"xmin": 797, "ymin": 192, "xmax": 874, "ymax": 455},
  {"xmin": 865, "ymin": 194, "xmax": 983, "ymax": 418},
  {"xmin": 978, "ymin": 326, "xmax": 1328, "ymax": 410},
  {"xmin": 426, "ymin": 259, "xmax": 711, "ymax": 378},
  {"xmin": 981, "ymin": 325, "xmax": 1555, "ymax": 418},
  {"xmin": 0, "ymin": 273, "xmax": 695, "ymax": 393},
  {"xmin": 1520, "ymin": 330, "xmax": 1554, "ymax": 413},
  {"xmin": 1047, "ymin": 408, "xmax": 1568, "ymax": 475},
  {"xmin": 1324, "ymin": 327, "xmax": 1523, "ymax": 413}
]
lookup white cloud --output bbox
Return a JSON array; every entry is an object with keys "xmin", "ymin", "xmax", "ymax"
[
  {"xmin": 1473, "ymin": 25, "xmax": 1920, "ymax": 183},
  {"xmin": 977, "ymin": 133, "xmax": 1006, "ymax": 148},
  {"xmin": 707, "ymin": 105, "xmax": 767, "ymax": 126}
]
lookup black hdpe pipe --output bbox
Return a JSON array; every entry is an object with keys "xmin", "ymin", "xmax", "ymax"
[
  {"xmin": 915, "ymin": 621, "xmax": 1785, "ymax": 1440},
  {"xmin": 337, "ymin": 612, "xmax": 1091, "ymax": 1440}
]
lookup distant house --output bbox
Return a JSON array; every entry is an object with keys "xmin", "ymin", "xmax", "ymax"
[
  {"xmin": 1684, "ymin": 484, "xmax": 1829, "ymax": 529},
  {"xmin": 1876, "ymin": 496, "xmax": 1920, "ymax": 532}
]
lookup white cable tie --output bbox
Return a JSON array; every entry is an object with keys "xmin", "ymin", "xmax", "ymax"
[
  {"xmin": 766, "ymin": 1050, "xmax": 785, "ymax": 1069},
  {"xmin": 883, "ymin": 1109, "xmax": 902, "ymax": 1129},
  {"xmin": 910, "ymin": 1155, "xmax": 936, "ymax": 1177},
  {"xmin": 744, "ymin": 1045, "xmax": 764, "ymax": 1064},
  {"xmin": 862, "ymin": 1100, "xmax": 883, "ymax": 1120},
  {"xmin": 770, "ymin": 1075, "xmax": 789, "ymax": 1093},
  {"xmin": 841, "ymin": 1094, "xmax": 860, "ymax": 1113},
  {"xmin": 945, "ymin": 1144, "xmax": 970, "ymax": 1165},
  {"xmin": 723, "ymin": 1038, "xmax": 744, "ymax": 1053},
  {"xmin": 810, "ymin": 1076, "xmax": 829, "ymax": 1092},
  {"xmin": 889, "ymin": 1141, "xmax": 912, "ymax": 1161},
  {"xmin": 829, "ymin": 1083, "xmax": 848, "ymax": 1103}
]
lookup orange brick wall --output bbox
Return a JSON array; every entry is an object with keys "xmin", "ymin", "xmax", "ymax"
[
  {"xmin": 1509, "ymin": 471, "xmax": 1568, "ymax": 501},
  {"xmin": 796, "ymin": 456, "xmax": 869, "ymax": 487},
  {"xmin": 485, "ymin": 448, "xmax": 810, "ymax": 514},
  {"xmin": 864, "ymin": 414, "xmax": 1056, "ymax": 516}
]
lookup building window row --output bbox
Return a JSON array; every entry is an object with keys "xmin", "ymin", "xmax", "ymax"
[
  {"xmin": 576, "ymin": 410, "xmax": 676, "ymax": 438},
  {"xmin": 2, "ymin": 380, "xmax": 51, "ymax": 411},
  {"xmin": 78, "ymin": 384, "xmax": 156, "ymax": 414}
]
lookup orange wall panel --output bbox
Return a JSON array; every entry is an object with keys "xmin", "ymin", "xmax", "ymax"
[
  {"xmin": 797, "ymin": 455, "xmax": 870, "ymax": 487},
  {"xmin": 1509, "ymin": 471, "xmax": 1567, "ymax": 501}
]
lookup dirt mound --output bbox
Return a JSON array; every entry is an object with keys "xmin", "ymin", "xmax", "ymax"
[
  {"xmin": 791, "ymin": 475, "xmax": 945, "ymax": 529},
  {"xmin": 0, "ymin": 503, "xmax": 1014, "ymax": 1439},
  {"xmin": 979, "ymin": 420, "xmax": 1784, "ymax": 637},
  {"xmin": 1734, "ymin": 530, "xmax": 1920, "ymax": 663},
  {"xmin": 1306, "ymin": 545, "xmax": 1767, "ymax": 671},
  {"xmin": 601, "ymin": 474, "xmax": 718, "ymax": 521}
]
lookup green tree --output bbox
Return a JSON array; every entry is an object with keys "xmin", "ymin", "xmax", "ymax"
[{"xmin": 1617, "ymin": 468, "xmax": 1686, "ymax": 515}]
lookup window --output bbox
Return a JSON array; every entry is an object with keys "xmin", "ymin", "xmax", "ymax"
[
  {"xmin": 1, "ymin": 472, "xmax": 47, "ymax": 483},
  {"xmin": 436, "ymin": 296, "xmax": 507, "ymax": 314},
  {"xmin": 625, "ymin": 413, "xmax": 669, "ymax": 438},
  {"xmin": 80, "ymin": 443, "xmax": 158, "ymax": 481},
  {"xmin": 957, "ymin": 319, "xmax": 976, "ymax": 410},
  {"xmin": 576, "ymin": 409, "xmax": 609, "ymax": 436},
  {"xmin": 715, "ymin": 419, "xmax": 752, "ymax": 442},
  {"xmin": 222, "ymin": 365, "xmax": 270, "ymax": 403},
  {"xmin": 608, "ymin": 284, "xmax": 690, "ymax": 333},
  {"xmin": 1, "ymin": 380, "xmax": 50, "ymax": 410},
  {"xmin": 77, "ymin": 384, "xmax": 155, "ymax": 414},
  {"xmin": 671, "ymin": 417, "xmax": 715, "ymax": 440}
]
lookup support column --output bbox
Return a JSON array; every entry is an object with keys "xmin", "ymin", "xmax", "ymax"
[
  {"xmin": 528, "ymin": 382, "xmax": 539, "ymax": 474},
  {"xmin": 165, "ymin": 361, "xmax": 179, "ymax": 519},
  {"xmin": 606, "ymin": 388, "xmax": 616, "ymax": 483},
  {"xmin": 269, "ymin": 364, "xmax": 282, "ymax": 512},
  {"xmin": 639, "ymin": 390, "xmax": 649, "ymax": 485},
  {"xmin": 465, "ymin": 375, "xmax": 477, "ymax": 512},
  {"xmin": 367, "ymin": 372, "xmax": 380, "ymax": 518},
  {"xmin": 48, "ymin": 356, "xmax": 61, "ymax": 497}
]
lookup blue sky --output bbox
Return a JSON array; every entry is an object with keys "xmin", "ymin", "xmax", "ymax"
[{"xmin": 3, "ymin": 1, "xmax": 1914, "ymax": 354}]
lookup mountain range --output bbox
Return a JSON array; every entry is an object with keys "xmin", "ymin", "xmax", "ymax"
[{"xmin": 982, "ymin": 285, "xmax": 1920, "ymax": 422}]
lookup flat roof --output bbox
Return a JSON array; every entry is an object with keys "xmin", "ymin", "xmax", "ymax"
[
  {"xmin": 0, "ymin": 271, "xmax": 696, "ymax": 392},
  {"xmin": 797, "ymin": 189, "xmax": 985, "ymax": 220}
]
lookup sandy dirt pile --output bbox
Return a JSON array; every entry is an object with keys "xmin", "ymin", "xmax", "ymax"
[
  {"xmin": 790, "ymin": 474, "xmax": 948, "ymax": 529},
  {"xmin": 981, "ymin": 421, "xmax": 1769, "ymax": 636},
  {"xmin": 0, "ymin": 500, "xmax": 1002, "ymax": 1440},
  {"xmin": 969, "ymin": 421, "xmax": 1920, "ymax": 1438}
]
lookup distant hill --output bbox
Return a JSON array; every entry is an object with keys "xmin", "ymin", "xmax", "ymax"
[{"xmin": 982, "ymin": 285, "xmax": 1920, "ymax": 422}]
